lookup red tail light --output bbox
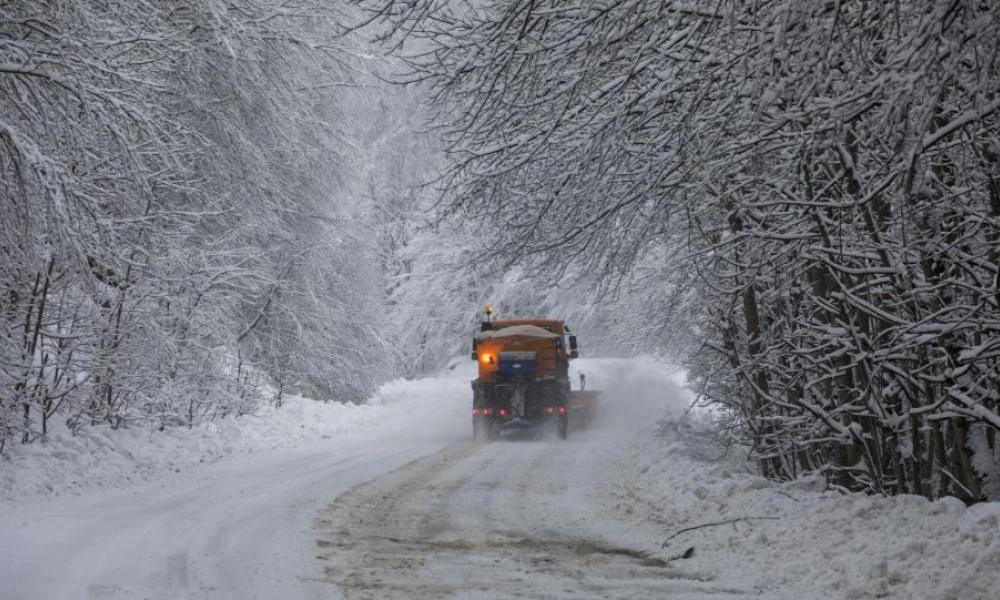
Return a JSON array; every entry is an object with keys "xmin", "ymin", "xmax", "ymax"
[
  {"xmin": 482, "ymin": 408, "xmax": 491, "ymax": 416},
  {"xmin": 498, "ymin": 409, "xmax": 507, "ymax": 417},
  {"xmin": 472, "ymin": 408, "xmax": 479, "ymax": 416},
  {"xmin": 559, "ymin": 407, "xmax": 567, "ymax": 414},
  {"xmin": 544, "ymin": 406, "xmax": 555, "ymax": 415}
]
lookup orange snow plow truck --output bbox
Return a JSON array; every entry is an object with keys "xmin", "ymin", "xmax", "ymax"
[{"xmin": 470, "ymin": 306, "xmax": 599, "ymax": 441}]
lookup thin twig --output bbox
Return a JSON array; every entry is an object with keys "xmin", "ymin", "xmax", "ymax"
[
  {"xmin": 662, "ymin": 516, "xmax": 780, "ymax": 547},
  {"xmin": 772, "ymin": 489, "xmax": 801, "ymax": 502}
]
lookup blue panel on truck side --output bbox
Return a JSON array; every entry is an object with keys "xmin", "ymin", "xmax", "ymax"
[{"xmin": 498, "ymin": 351, "xmax": 538, "ymax": 375}]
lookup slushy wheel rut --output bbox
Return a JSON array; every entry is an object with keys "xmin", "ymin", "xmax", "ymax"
[
  {"xmin": 318, "ymin": 532, "xmax": 675, "ymax": 570},
  {"xmin": 314, "ymin": 444, "xmax": 742, "ymax": 598}
]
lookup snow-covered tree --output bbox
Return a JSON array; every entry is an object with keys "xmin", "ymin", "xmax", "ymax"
[
  {"xmin": 0, "ymin": 1, "xmax": 411, "ymax": 447},
  {"xmin": 355, "ymin": 0, "xmax": 1000, "ymax": 501}
]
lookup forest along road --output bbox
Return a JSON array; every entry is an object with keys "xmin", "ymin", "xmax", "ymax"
[{"xmin": 0, "ymin": 359, "xmax": 737, "ymax": 600}]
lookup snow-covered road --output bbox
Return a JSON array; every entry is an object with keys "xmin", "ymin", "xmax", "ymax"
[
  {"xmin": 0, "ymin": 435, "xmax": 455, "ymax": 600},
  {"xmin": 318, "ymin": 433, "xmax": 744, "ymax": 599},
  {"xmin": 0, "ymin": 358, "xmax": 700, "ymax": 600},
  {"xmin": 3, "ymin": 357, "xmax": 998, "ymax": 600}
]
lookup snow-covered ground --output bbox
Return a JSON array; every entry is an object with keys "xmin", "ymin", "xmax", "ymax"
[
  {"xmin": 0, "ymin": 369, "xmax": 471, "ymax": 600},
  {"xmin": 0, "ymin": 377, "xmax": 466, "ymax": 502},
  {"xmin": 1, "ymin": 357, "xmax": 998, "ymax": 599},
  {"xmin": 580, "ymin": 357, "xmax": 1000, "ymax": 599},
  {"xmin": 605, "ymin": 400, "xmax": 1000, "ymax": 599}
]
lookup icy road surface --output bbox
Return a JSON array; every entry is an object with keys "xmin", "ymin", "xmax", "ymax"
[{"xmin": 0, "ymin": 358, "xmax": 713, "ymax": 600}]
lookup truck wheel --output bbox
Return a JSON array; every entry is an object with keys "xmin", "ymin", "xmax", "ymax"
[
  {"xmin": 473, "ymin": 419, "xmax": 481, "ymax": 442},
  {"xmin": 558, "ymin": 415, "xmax": 569, "ymax": 440}
]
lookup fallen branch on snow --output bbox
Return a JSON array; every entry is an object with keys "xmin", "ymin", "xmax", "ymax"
[{"xmin": 662, "ymin": 516, "xmax": 780, "ymax": 547}]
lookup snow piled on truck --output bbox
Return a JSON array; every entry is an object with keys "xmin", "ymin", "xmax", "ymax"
[{"xmin": 474, "ymin": 324, "xmax": 560, "ymax": 338}]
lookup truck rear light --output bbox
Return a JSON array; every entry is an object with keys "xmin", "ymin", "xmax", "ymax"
[
  {"xmin": 544, "ymin": 406, "xmax": 555, "ymax": 415},
  {"xmin": 472, "ymin": 408, "xmax": 479, "ymax": 416},
  {"xmin": 481, "ymin": 408, "xmax": 491, "ymax": 416},
  {"xmin": 559, "ymin": 407, "xmax": 566, "ymax": 414},
  {"xmin": 498, "ymin": 409, "xmax": 507, "ymax": 417}
]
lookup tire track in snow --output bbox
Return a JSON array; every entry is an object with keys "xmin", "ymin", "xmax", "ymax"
[{"xmin": 315, "ymin": 440, "xmax": 750, "ymax": 599}]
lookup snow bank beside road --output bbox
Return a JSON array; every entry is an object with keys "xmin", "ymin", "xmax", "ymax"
[
  {"xmin": 0, "ymin": 371, "xmax": 469, "ymax": 501},
  {"xmin": 612, "ymin": 414, "xmax": 1000, "ymax": 599},
  {"xmin": 0, "ymin": 398, "xmax": 376, "ymax": 500},
  {"xmin": 562, "ymin": 355, "xmax": 998, "ymax": 598}
]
